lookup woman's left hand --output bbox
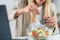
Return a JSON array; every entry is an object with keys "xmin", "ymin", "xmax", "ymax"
[{"xmin": 45, "ymin": 17, "xmax": 57, "ymax": 27}]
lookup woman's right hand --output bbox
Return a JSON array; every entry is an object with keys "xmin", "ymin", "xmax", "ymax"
[
  {"xmin": 24, "ymin": 3, "xmax": 39, "ymax": 14},
  {"xmin": 14, "ymin": 3, "xmax": 39, "ymax": 19}
]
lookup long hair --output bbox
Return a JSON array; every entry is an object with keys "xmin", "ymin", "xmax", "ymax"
[{"xmin": 43, "ymin": 0, "xmax": 52, "ymax": 17}]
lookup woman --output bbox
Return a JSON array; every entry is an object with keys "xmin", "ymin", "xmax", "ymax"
[
  {"xmin": 14, "ymin": 0, "xmax": 58, "ymax": 29},
  {"xmin": 7, "ymin": 0, "xmax": 59, "ymax": 36}
]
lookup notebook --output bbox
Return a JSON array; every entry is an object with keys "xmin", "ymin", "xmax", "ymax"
[{"xmin": 0, "ymin": 5, "xmax": 12, "ymax": 40}]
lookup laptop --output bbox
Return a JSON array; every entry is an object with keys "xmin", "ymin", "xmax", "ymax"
[{"xmin": 0, "ymin": 5, "xmax": 12, "ymax": 40}]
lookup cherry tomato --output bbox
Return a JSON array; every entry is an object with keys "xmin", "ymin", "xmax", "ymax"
[
  {"xmin": 32, "ymin": 32, "xmax": 38, "ymax": 38},
  {"xmin": 45, "ymin": 31, "xmax": 48, "ymax": 36}
]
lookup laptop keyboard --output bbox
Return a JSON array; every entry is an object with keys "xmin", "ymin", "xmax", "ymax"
[{"xmin": 13, "ymin": 39, "xmax": 28, "ymax": 40}]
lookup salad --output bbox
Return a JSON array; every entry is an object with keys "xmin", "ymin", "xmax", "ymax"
[{"xmin": 28, "ymin": 28, "xmax": 49, "ymax": 40}]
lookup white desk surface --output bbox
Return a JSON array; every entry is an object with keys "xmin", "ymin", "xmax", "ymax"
[{"xmin": 12, "ymin": 34, "xmax": 60, "ymax": 40}]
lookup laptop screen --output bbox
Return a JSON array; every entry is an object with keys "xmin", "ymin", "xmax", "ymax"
[{"xmin": 0, "ymin": 5, "xmax": 12, "ymax": 40}]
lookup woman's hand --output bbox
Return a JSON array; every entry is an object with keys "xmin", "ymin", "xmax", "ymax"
[
  {"xmin": 46, "ymin": 17, "xmax": 57, "ymax": 27},
  {"xmin": 43, "ymin": 16, "xmax": 57, "ymax": 27},
  {"xmin": 24, "ymin": 3, "xmax": 39, "ymax": 14},
  {"xmin": 14, "ymin": 3, "xmax": 39, "ymax": 19}
]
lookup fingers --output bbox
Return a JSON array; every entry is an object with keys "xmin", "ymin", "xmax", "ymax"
[
  {"xmin": 42, "ymin": 16, "xmax": 57, "ymax": 23},
  {"xmin": 46, "ymin": 23, "xmax": 51, "ymax": 27},
  {"xmin": 45, "ymin": 17, "xmax": 57, "ymax": 27},
  {"xmin": 48, "ymin": 17, "xmax": 56, "ymax": 20},
  {"xmin": 46, "ymin": 22, "xmax": 55, "ymax": 27},
  {"xmin": 46, "ymin": 19, "xmax": 56, "ymax": 23},
  {"xmin": 29, "ymin": 6, "xmax": 38, "ymax": 14},
  {"xmin": 46, "ymin": 17, "xmax": 57, "ymax": 23},
  {"xmin": 29, "ymin": 3, "xmax": 39, "ymax": 14}
]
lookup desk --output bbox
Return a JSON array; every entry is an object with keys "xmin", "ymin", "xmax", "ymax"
[{"xmin": 13, "ymin": 34, "xmax": 60, "ymax": 40}]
